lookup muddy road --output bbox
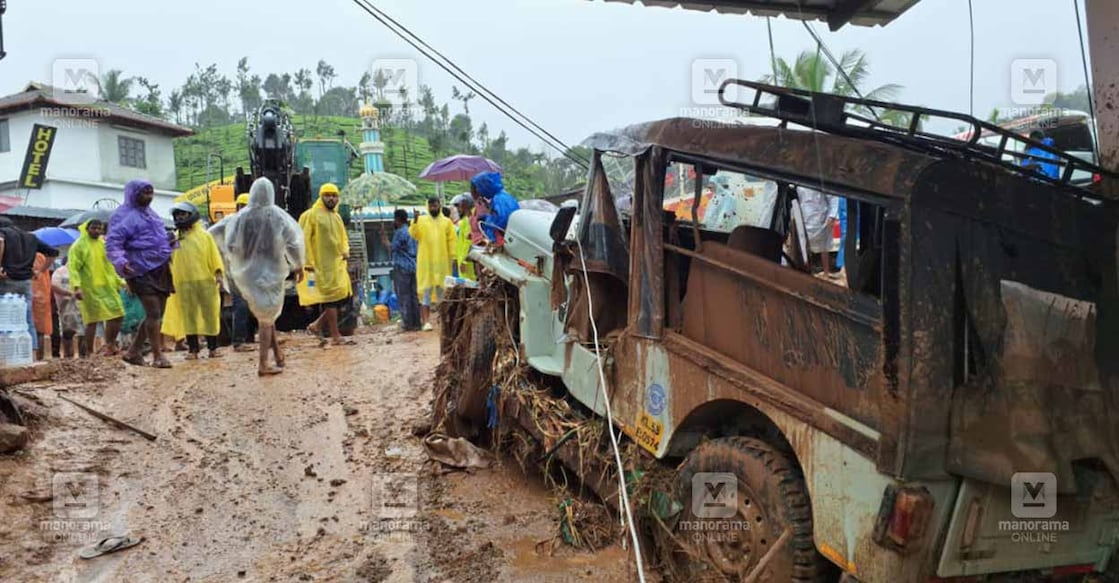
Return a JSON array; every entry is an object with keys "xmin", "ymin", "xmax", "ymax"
[{"xmin": 0, "ymin": 328, "xmax": 634, "ymax": 582}]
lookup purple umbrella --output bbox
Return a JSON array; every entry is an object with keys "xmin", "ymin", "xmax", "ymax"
[{"xmin": 418, "ymin": 154, "xmax": 502, "ymax": 183}]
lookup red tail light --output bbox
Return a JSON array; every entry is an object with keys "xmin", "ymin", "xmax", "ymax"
[
  {"xmin": 1093, "ymin": 173, "xmax": 1102, "ymax": 183},
  {"xmin": 873, "ymin": 485, "xmax": 935, "ymax": 552}
]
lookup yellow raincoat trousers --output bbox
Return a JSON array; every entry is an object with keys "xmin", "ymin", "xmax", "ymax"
[
  {"xmin": 296, "ymin": 197, "xmax": 352, "ymax": 306},
  {"xmin": 410, "ymin": 213, "xmax": 455, "ymax": 301},
  {"xmin": 454, "ymin": 218, "xmax": 475, "ymax": 281},
  {"xmin": 68, "ymin": 221, "xmax": 125, "ymax": 324},
  {"xmin": 161, "ymin": 223, "xmax": 224, "ymax": 339}
]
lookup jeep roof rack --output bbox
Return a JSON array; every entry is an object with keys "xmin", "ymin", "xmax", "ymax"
[{"xmin": 717, "ymin": 79, "xmax": 1117, "ymax": 194}]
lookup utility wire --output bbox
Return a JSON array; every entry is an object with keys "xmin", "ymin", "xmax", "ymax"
[
  {"xmin": 766, "ymin": 17, "xmax": 779, "ymax": 83},
  {"xmin": 349, "ymin": 0, "xmax": 590, "ymax": 169},
  {"xmin": 1073, "ymin": 0, "xmax": 1100, "ymax": 163},
  {"xmin": 967, "ymin": 0, "xmax": 975, "ymax": 117},
  {"xmin": 800, "ymin": 20, "xmax": 883, "ymax": 123}
]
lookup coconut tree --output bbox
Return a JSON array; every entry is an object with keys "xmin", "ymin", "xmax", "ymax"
[
  {"xmin": 99, "ymin": 69, "xmax": 133, "ymax": 104},
  {"xmin": 761, "ymin": 48, "xmax": 910, "ymax": 126}
]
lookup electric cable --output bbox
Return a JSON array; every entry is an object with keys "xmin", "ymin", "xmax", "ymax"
[
  {"xmin": 349, "ymin": 0, "xmax": 590, "ymax": 169},
  {"xmin": 1073, "ymin": 0, "xmax": 1100, "ymax": 164}
]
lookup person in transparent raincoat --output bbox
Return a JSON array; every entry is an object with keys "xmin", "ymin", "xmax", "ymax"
[{"xmin": 209, "ymin": 178, "xmax": 305, "ymax": 376}]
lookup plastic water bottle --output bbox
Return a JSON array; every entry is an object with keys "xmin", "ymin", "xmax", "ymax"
[
  {"xmin": 6, "ymin": 294, "xmax": 28, "ymax": 332},
  {"xmin": 0, "ymin": 332, "xmax": 13, "ymax": 366},
  {"xmin": 307, "ymin": 270, "xmax": 316, "ymax": 289},
  {"xmin": 11, "ymin": 329, "xmax": 32, "ymax": 365},
  {"xmin": 0, "ymin": 294, "xmax": 14, "ymax": 331}
]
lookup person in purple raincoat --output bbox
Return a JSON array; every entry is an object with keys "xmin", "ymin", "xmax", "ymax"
[{"xmin": 105, "ymin": 179, "xmax": 174, "ymax": 368}]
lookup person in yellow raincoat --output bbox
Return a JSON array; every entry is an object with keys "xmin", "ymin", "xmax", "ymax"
[
  {"xmin": 450, "ymin": 193, "xmax": 476, "ymax": 281},
  {"xmin": 161, "ymin": 202, "xmax": 225, "ymax": 359},
  {"xmin": 297, "ymin": 183, "xmax": 354, "ymax": 346},
  {"xmin": 68, "ymin": 219, "xmax": 125, "ymax": 356},
  {"xmin": 409, "ymin": 196, "xmax": 455, "ymax": 331}
]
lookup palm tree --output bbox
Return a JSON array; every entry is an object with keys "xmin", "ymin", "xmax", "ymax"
[
  {"xmin": 99, "ymin": 69, "xmax": 133, "ymax": 104},
  {"xmin": 761, "ymin": 49, "xmax": 909, "ymax": 126}
]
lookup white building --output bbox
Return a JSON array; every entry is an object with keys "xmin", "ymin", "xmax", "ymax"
[{"xmin": 0, "ymin": 82, "xmax": 192, "ymax": 227}]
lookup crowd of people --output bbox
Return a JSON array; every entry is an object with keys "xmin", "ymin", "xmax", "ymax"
[
  {"xmin": 0, "ymin": 169, "xmax": 520, "ymax": 374},
  {"xmin": 381, "ymin": 170, "xmax": 519, "ymax": 332}
]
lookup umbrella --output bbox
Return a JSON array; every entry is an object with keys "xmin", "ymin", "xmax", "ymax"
[
  {"xmin": 0, "ymin": 196, "xmax": 23, "ymax": 214},
  {"xmin": 418, "ymin": 154, "xmax": 501, "ymax": 183},
  {"xmin": 342, "ymin": 172, "xmax": 419, "ymax": 209},
  {"xmin": 59, "ymin": 209, "xmax": 113, "ymax": 229},
  {"xmin": 32, "ymin": 227, "xmax": 80, "ymax": 247}
]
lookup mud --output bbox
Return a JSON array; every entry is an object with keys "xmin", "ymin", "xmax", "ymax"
[{"xmin": 0, "ymin": 327, "xmax": 634, "ymax": 582}]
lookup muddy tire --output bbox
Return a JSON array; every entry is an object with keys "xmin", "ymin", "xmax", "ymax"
[
  {"xmin": 664, "ymin": 436, "xmax": 827, "ymax": 582},
  {"xmin": 451, "ymin": 308, "xmax": 497, "ymax": 437}
]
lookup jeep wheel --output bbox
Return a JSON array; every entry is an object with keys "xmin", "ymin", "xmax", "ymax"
[
  {"xmin": 450, "ymin": 307, "xmax": 498, "ymax": 437},
  {"xmin": 665, "ymin": 437, "xmax": 827, "ymax": 582}
]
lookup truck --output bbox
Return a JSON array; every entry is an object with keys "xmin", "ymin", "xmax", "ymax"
[{"xmin": 439, "ymin": 82, "xmax": 1119, "ymax": 582}]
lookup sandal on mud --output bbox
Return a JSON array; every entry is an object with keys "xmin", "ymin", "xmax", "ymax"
[
  {"xmin": 208, "ymin": 349, "xmax": 224, "ymax": 358},
  {"xmin": 258, "ymin": 366, "xmax": 283, "ymax": 377},
  {"xmin": 233, "ymin": 344, "xmax": 255, "ymax": 353},
  {"xmin": 332, "ymin": 338, "xmax": 357, "ymax": 346},
  {"xmin": 79, "ymin": 534, "xmax": 144, "ymax": 559},
  {"xmin": 152, "ymin": 358, "xmax": 173, "ymax": 369},
  {"xmin": 121, "ymin": 354, "xmax": 146, "ymax": 367},
  {"xmin": 184, "ymin": 353, "xmax": 199, "ymax": 361}
]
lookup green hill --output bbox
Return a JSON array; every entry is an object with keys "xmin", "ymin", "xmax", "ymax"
[{"xmin": 176, "ymin": 115, "xmax": 484, "ymax": 203}]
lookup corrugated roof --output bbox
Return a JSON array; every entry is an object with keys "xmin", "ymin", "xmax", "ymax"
[
  {"xmin": 0, "ymin": 83, "xmax": 193, "ymax": 137},
  {"xmin": 2, "ymin": 205, "xmax": 81, "ymax": 220},
  {"xmin": 591, "ymin": 0, "xmax": 921, "ymax": 30}
]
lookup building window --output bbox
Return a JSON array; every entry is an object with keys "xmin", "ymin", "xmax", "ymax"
[
  {"xmin": 118, "ymin": 135, "xmax": 146, "ymax": 168},
  {"xmin": 0, "ymin": 119, "xmax": 10, "ymax": 153}
]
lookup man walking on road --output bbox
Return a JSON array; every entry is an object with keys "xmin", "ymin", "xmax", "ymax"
[
  {"xmin": 212, "ymin": 178, "xmax": 305, "ymax": 376},
  {"xmin": 162, "ymin": 202, "xmax": 225, "ymax": 360},
  {"xmin": 380, "ymin": 209, "xmax": 421, "ymax": 332},
  {"xmin": 106, "ymin": 179, "xmax": 175, "ymax": 368},
  {"xmin": 410, "ymin": 196, "xmax": 455, "ymax": 331},
  {"xmin": 297, "ymin": 183, "xmax": 354, "ymax": 346},
  {"xmin": 69, "ymin": 219, "xmax": 125, "ymax": 357}
]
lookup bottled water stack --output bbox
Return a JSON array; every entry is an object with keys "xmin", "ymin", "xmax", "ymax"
[{"xmin": 0, "ymin": 293, "xmax": 33, "ymax": 366}]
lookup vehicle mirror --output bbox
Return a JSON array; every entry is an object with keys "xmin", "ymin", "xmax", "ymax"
[{"xmin": 550, "ymin": 206, "xmax": 577, "ymax": 243}]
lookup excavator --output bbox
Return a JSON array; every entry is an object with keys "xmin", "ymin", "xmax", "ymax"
[{"xmin": 223, "ymin": 100, "xmax": 359, "ymax": 333}]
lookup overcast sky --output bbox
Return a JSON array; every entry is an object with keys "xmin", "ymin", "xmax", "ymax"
[{"xmin": 0, "ymin": 0, "xmax": 1094, "ymax": 154}]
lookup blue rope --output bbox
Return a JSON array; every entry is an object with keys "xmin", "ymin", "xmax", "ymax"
[{"xmin": 485, "ymin": 384, "xmax": 500, "ymax": 428}]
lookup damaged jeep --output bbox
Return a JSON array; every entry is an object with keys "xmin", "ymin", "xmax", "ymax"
[{"xmin": 436, "ymin": 81, "xmax": 1119, "ymax": 582}]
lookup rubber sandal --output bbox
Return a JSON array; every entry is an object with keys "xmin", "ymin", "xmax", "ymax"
[
  {"xmin": 121, "ymin": 354, "xmax": 146, "ymax": 367},
  {"xmin": 258, "ymin": 366, "xmax": 283, "ymax": 376},
  {"xmin": 79, "ymin": 535, "xmax": 144, "ymax": 559},
  {"xmin": 208, "ymin": 350, "xmax": 224, "ymax": 358},
  {"xmin": 184, "ymin": 353, "xmax": 199, "ymax": 361},
  {"xmin": 152, "ymin": 358, "xmax": 172, "ymax": 369},
  {"xmin": 332, "ymin": 338, "xmax": 357, "ymax": 346},
  {"xmin": 233, "ymin": 345, "xmax": 255, "ymax": 353}
]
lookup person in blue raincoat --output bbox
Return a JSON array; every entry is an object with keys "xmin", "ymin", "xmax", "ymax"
[
  {"xmin": 470, "ymin": 172, "xmax": 519, "ymax": 245},
  {"xmin": 1021, "ymin": 130, "xmax": 1061, "ymax": 179}
]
